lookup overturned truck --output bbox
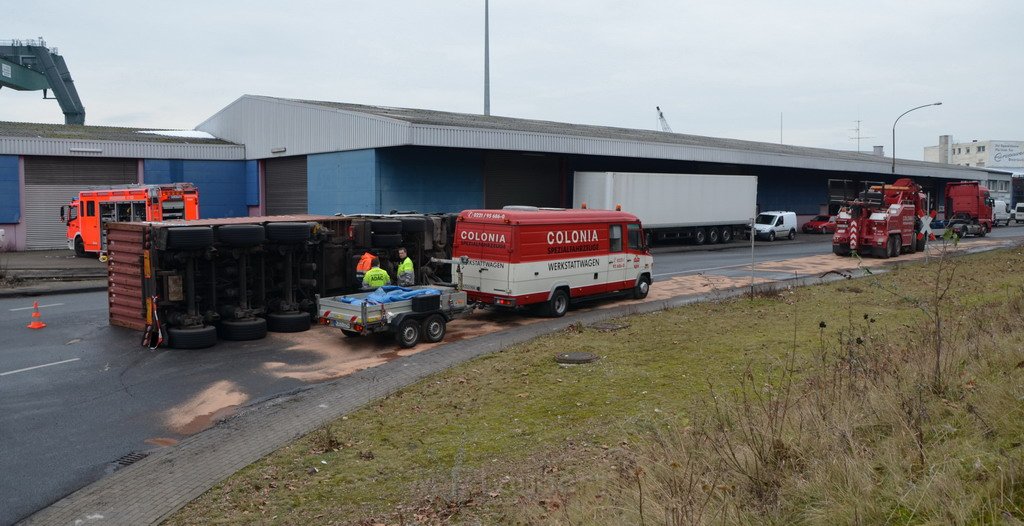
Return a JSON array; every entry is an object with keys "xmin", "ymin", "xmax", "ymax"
[{"xmin": 107, "ymin": 214, "xmax": 459, "ymax": 349}]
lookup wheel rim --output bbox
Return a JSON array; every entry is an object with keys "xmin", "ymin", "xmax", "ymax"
[
  {"xmin": 555, "ymin": 295, "xmax": 567, "ymax": 314},
  {"xmin": 428, "ymin": 321, "xmax": 443, "ymax": 339},
  {"xmin": 722, "ymin": 229, "xmax": 732, "ymax": 242},
  {"xmin": 403, "ymin": 326, "xmax": 417, "ymax": 343},
  {"xmin": 639, "ymin": 280, "xmax": 650, "ymax": 295}
]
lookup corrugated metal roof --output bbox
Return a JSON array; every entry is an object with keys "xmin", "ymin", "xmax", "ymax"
[{"xmin": 0, "ymin": 121, "xmax": 245, "ymax": 159}]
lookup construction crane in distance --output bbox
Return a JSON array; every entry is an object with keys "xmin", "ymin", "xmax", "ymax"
[
  {"xmin": 656, "ymin": 106, "xmax": 673, "ymax": 133},
  {"xmin": 0, "ymin": 38, "xmax": 85, "ymax": 124}
]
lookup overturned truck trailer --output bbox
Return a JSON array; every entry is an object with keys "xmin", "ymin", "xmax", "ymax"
[{"xmin": 107, "ymin": 214, "xmax": 458, "ymax": 349}]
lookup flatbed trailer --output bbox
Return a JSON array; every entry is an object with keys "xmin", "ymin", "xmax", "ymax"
[{"xmin": 318, "ymin": 286, "xmax": 471, "ymax": 348}]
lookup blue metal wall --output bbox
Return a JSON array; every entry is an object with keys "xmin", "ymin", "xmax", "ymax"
[
  {"xmin": 144, "ymin": 159, "xmax": 251, "ymax": 218},
  {"xmin": 756, "ymin": 173, "xmax": 828, "ymax": 215},
  {"xmin": 307, "ymin": 147, "xmax": 484, "ymax": 215},
  {"xmin": 0, "ymin": 155, "xmax": 19, "ymax": 223},
  {"xmin": 308, "ymin": 149, "xmax": 378, "ymax": 215},
  {"xmin": 377, "ymin": 147, "xmax": 483, "ymax": 213}
]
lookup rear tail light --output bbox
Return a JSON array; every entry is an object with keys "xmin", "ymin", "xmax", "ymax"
[{"xmin": 494, "ymin": 297, "xmax": 516, "ymax": 306}]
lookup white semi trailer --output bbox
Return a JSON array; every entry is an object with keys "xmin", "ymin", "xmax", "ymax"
[{"xmin": 573, "ymin": 172, "xmax": 758, "ymax": 244}]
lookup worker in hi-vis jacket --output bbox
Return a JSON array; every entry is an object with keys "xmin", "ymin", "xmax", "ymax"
[
  {"xmin": 396, "ymin": 247, "xmax": 414, "ymax": 286},
  {"xmin": 362, "ymin": 258, "xmax": 391, "ymax": 290}
]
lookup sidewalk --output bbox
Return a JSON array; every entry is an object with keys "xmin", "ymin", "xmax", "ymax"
[{"xmin": 0, "ymin": 250, "xmax": 107, "ymax": 298}]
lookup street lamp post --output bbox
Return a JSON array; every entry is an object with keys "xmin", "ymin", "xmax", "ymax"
[{"xmin": 892, "ymin": 102, "xmax": 942, "ymax": 174}]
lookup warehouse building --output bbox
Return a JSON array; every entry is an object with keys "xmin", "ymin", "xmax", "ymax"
[{"xmin": 0, "ymin": 95, "xmax": 1001, "ymax": 250}]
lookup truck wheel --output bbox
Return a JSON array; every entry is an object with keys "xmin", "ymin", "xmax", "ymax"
[
  {"xmin": 166, "ymin": 325, "xmax": 217, "ymax": 349},
  {"xmin": 166, "ymin": 226, "xmax": 214, "ymax": 250},
  {"xmin": 767, "ymin": 231, "xmax": 776, "ymax": 242},
  {"xmin": 978, "ymin": 225, "xmax": 988, "ymax": 237},
  {"xmin": 916, "ymin": 237, "xmax": 926, "ymax": 252},
  {"xmin": 74, "ymin": 236, "xmax": 87, "ymax": 257},
  {"xmin": 218, "ymin": 317, "xmax": 268, "ymax": 341},
  {"xmin": 832, "ymin": 244, "xmax": 851, "ymax": 256},
  {"xmin": 372, "ymin": 233, "xmax": 403, "ymax": 247},
  {"xmin": 707, "ymin": 227, "xmax": 720, "ymax": 244},
  {"xmin": 421, "ymin": 314, "xmax": 446, "ymax": 343},
  {"xmin": 395, "ymin": 318, "xmax": 421, "ymax": 348},
  {"xmin": 266, "ymin": 311, "xmax": 311, "ymax": 333},
  {"xmin": 632, "ymin": 276, "xmax": 651, "ymax": 299},
  {"xmin": 892, "ymin": 235, "xmax": 902, "ymax": 257},
  {"xmin": 720, "ymin": 227, "xmax": 733, "ymax": 243},
  {"xmin": 371, "ymin": 220, "xmax": 402, "ymax": 234},
  {"xmin": 547, "ymin": 289, "xmax": 570, "ymax": 318},
  {"xmin": 216, "ymin": 224, "xmax": 265, "ymax": 247},
  {"xmin": 265, "ymin": 222, "xmax": 311, "ymax": 243},
  {"xmin": 398, "ymin": 216, "xmax": 428, "ymax": 232},
  {"xmin": 693, "ymin": 228, "xmax": 706, "ymax": 245},
  {"xmin": 788, "ymin": 229, "xmax": 796, "ymax": 240}
]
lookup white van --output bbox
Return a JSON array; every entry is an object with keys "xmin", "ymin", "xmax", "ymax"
[
  {"xmin": 1013, "ymin": 203, "xmax": 1024, "ymax": 224},
  {"xmin": 993, "ymin": 200, "xmax": 1011, "ymax": 226},
  {"xmin": 752, "ymin": 211, "xmax": 797, "ymax": 241}
]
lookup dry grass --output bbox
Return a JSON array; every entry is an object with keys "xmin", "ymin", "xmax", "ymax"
[{"xmin": 167, "ymin": 247, "xmax": 1024, "ymax": 525}]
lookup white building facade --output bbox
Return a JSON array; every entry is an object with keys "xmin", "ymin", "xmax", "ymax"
[{"xmin": 925, "ymin": 135, "xmax": 1021, "ymax": 199}]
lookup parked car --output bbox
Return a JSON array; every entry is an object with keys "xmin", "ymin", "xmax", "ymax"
[
  {"xmin": 802, "ymin": 214, "xmax": 837, "ymax": 234},
  {"xmin": 993, "ymin": 199, "xmax": 1011, "ymax": 226},
  {"xmin": 1014, "ymin": 203, "xmax": 1024, "ymax": 224},
  {"xmin": 751, "ymin": 211, "xmax": 797, "ymax": 241}
]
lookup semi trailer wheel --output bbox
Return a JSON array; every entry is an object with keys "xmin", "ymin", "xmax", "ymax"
[
  {"xmin": 218, "ymin": 317, "xmax": 268, "ymax": 341},
  {"xmin": 216, "ymin": 224, "xmax": 265, "ymax": 247},
  {"xmin": 421, "ymin": 314, "xmax": 446, "ymax": 343},
  {"xmin": 265, "ymin": 222, "xmax": 311, "ymax": 243},
  {"xmin": 166, "ymin": 226, "xmax": 214, "ymax": 250},
  {"xmin": 370, "ymin": 220, "xmax": 402, "ymax": 234},
  {"xmin": 398, "ymin": 216, "xmax": 428, "ymax": 232},
  {"xmin": 396, "ymin": 318, "xmax": 421, "ymax": 348},
  {"xmin": 707, "ymin": 227, "xmax": 720, "ymax": 244},
  {"xmin": 693, "ymin": 228, "xmax": 706, "ymax": 245},
  {"xmin": 266, "ymin": 311, "xmax": 311, "ymax": 333},
  {"xmin": 166, "ymin": 325, "xmax": 218, "ymax": 349}
]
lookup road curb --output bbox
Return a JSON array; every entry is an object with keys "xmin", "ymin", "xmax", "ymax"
[{"xmin": 0, "ymin": 280, "xmax": 108, "ymax": 299}]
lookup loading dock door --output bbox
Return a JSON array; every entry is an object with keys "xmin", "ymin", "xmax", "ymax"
[
  {"xmin": 264, "ymin": 156, "xmax": 308, "ymax": 215},
  {"xmin": 24, "ymin": 157, "xmax": 137, "ymax": 250},
  {"xmin": 483, "ymin": 151, "xmax": 561, "ymax": 209}
]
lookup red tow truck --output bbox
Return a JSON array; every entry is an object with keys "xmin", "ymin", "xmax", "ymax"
[
  {"xmin": 944, "ymin": 181, "xmax": 994, "ymax": 238},
  {"xmin": 832, "ymin": 178, "xmax": 926, "ymax": 258}
]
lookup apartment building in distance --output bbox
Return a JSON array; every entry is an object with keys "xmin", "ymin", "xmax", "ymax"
[{"xmin": 925, "ymin": 135, "xmax": 1021, "ymax": 200}]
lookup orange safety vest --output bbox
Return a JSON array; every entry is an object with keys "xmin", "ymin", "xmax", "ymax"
[{"xmin": 356, "ymin": 252, "xmax": 375, "ymax": 273}]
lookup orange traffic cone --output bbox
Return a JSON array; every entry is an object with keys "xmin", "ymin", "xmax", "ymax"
[{"xmin": 26, "ymin": 301, "xmax": 47, "ymax": 329}]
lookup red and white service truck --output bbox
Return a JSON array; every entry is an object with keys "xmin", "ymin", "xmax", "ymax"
[
  {"xmin": 452, "ymin": 207, "xmax": 654, "ymax": 317},
  {"xmin": 832, "ymin": 178, "xmax": 926, "ymax": 258}
]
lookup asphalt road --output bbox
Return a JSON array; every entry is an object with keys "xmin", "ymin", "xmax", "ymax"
[{"xmin": 2, "ymin": 225, "xmax": 1021, "ymax": 524}]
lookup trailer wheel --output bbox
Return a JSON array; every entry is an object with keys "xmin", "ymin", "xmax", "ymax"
[
  {"xmin": 74, "ymin": 236, "xmax": 87, "ymax": 257},
  {"xmin": 421, "ymin": 314, "xmax": 446, "ymax": 343},
  {"xmin": 166, "ymin": 226, "xmax": 214, "ymax": 250},
  {"xmin": 266, "ymin": 311, "xmax": 311, "ymax": 333},
  {"xmin": 166, "ymin": 325, "xmax": 217, "ymax": 349},
  {"xmin": 265, "ymin": 222, "xmax": 311, "ymax": 243},
  {"xmin": 371, "ymin": 220, "xmax": 402, "ymax": 234},
  {"xmin": 216, "ymin": 224, "xmax": 265, "ymax": 247},
  {"xmin": 631, "ymin": 276, "xmax": 651, "ymax": 299},
  {"xmin": 693, "ymin": 228, "xmax": 707, "ymax": 245},
  {"xmin": 398, "ymin": 216, "xmax": 428, "ymax": 233},
  {"xmin": 707, "ymin": 227, "xmax": 720, "ymax": 244},
  {"xmin": 720, "ymin": 227, "xmax": 733, "ymax": 244},
  {"xmin": 372, "ymin": 233, "xmax": 403, "ymax": 247},
  {"xmin": 218, "ymin": 317, "xmax": 268, "ymax": 341},
  {"xmin": 395, "ymin": 318, "xmax": 421, "ymax": 348},
  {"xmin": 547, "ymin": 289, "xmax": 570, "ymax": 318}
]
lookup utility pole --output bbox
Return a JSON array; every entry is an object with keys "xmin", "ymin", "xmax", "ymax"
[
  {"xmin": 849, "ymin": 120, "xmax": 874, "ymax": 152},
  {"xmin": 484, "ymin": 0, "xmax": 490, "ymax": 116}
]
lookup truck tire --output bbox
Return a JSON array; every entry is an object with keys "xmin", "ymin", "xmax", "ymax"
[
  {"xmin": 916, "ymin": 237, "xmax": 926, "ymax": 252},
  {"xmin": 832, "ymin": 244, "xmax": 851, "ymax": 256},
  {"xmin": 978, "ymin": 225, "xmax": 988, "ymax": 237},
  {"xmin": 693, "ymin": 228, "xmax": 706, "ymax": 245},
  {"xmin": 166, "ymin": 226, "xmax": 214, "ymax": 250},
  {"xmin": 398, "ymin": 216, "xmax": 428, "ymax": 233},
  {"xmin": 547, "ymin": 289, "xmax": 570, "ymax": 318},
  {"xmin": 631, "ymin": 276, "xmax": 651, "ymax": 299},
  {"xmin": 372, "ymin": 233, "xmax": 403, "ymax": 247},
  {"xmin": 767, "ymin": 231, "xmax": 776, "ymax": 242},
  {"xmin": 218, "ymin": 317, "xmax": 268, "ymax": 341},
  {"xmin": 216, "ymin": 224, "xmax": 265, "ymax": 247},
  {"xmin": 265, "ymin": 222, "xmax": 311, "ymax": 243},
  {"xmin": 892, "ymin": 235, "xmax": 901, "ymax": 257},
  {"xmin": 371, "ymin": 220, "xmax": 402, "ymax": 234},
  {"xmin": 707, "ymin": 227, "xmax": 720, "ymax": 244},
  {"xmin": 421, "ymin": 314, "xmax": 446, "ymax": 343},
  {"xmin": 74, "ymin": 236, "xmax": 87, "ymax": 257},
  {"xmin": 720, "ymin": 227, "xmax": 733, "ymax": 243},
  {"xmin": 166, "ymin": 325, "xmax": 217, "ymax": 349},
  {"xmin": 395, "ymin": 318, "xmax": 421, "ymax": 348},
  {"xmin": 266, "ymin": 311, "xmax": 311, "ymax": 333}
]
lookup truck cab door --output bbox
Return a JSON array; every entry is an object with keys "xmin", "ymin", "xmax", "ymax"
[{"xmin": 606, "ymin": 224, "xmax": 628, "ymax": 292}]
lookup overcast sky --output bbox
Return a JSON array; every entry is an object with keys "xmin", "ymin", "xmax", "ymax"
[{"xmin": 5, "ymin": 1, "xmax": 1022, "ymax": 160}]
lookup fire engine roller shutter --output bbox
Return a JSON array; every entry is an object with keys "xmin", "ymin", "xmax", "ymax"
[
  {"xmin": 24, "ymin": 157, "xmax": 137, "ymax": 250},
  {"xmin": 483, "ymin": 151, "xmax": 562, "ymax": 209},
  {"xmin": 264, "ymin": 156, "xmax": 308, "ymax": 215}
]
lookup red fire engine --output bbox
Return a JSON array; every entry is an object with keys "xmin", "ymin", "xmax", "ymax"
[
  {"xmin": 832, "ymin": 178, "xmax": 926, "ymax": 258},
  {"xmin": 61, "ymin": 183, "xmax": 200, "ymax": 256}
]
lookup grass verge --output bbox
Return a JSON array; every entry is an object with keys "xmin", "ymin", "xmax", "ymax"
[{"xmin": 169, "ymin": 246, "xmax": 1024, "ymax": 525}]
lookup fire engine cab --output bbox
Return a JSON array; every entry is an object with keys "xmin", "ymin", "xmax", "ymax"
[
  {"xmin": 453, "ymin": 206, "xmax": 654, "ymax": 317},
  {"xmin": 61, "ymin": 183, "xmax": 199, "ymax": 256}
]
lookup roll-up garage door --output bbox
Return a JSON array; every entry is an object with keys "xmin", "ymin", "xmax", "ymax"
[
  {"xmin": 265, "ymin": 156, "xmax": 308, "ymax": 215},
  {"xmin": 483, "ymin": 151, "xmax": 562, "ymax": 209},
  {"xmin": 24, "ymin": 157, "xmax": 137, "ymax": 250}
]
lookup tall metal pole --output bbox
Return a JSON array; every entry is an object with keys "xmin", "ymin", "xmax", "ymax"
[
  {"xmin": 891, "ymin": 101, "xmax": 942, "ymax": 174},
  {"xmin": 484, "ymin": 0, "xmax": 490, "ymax": 116}
]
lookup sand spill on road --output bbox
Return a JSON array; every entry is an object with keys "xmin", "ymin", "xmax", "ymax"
[{"xmin": 164, "ymin": 380, "xmax": 249, "ymax": 435}]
